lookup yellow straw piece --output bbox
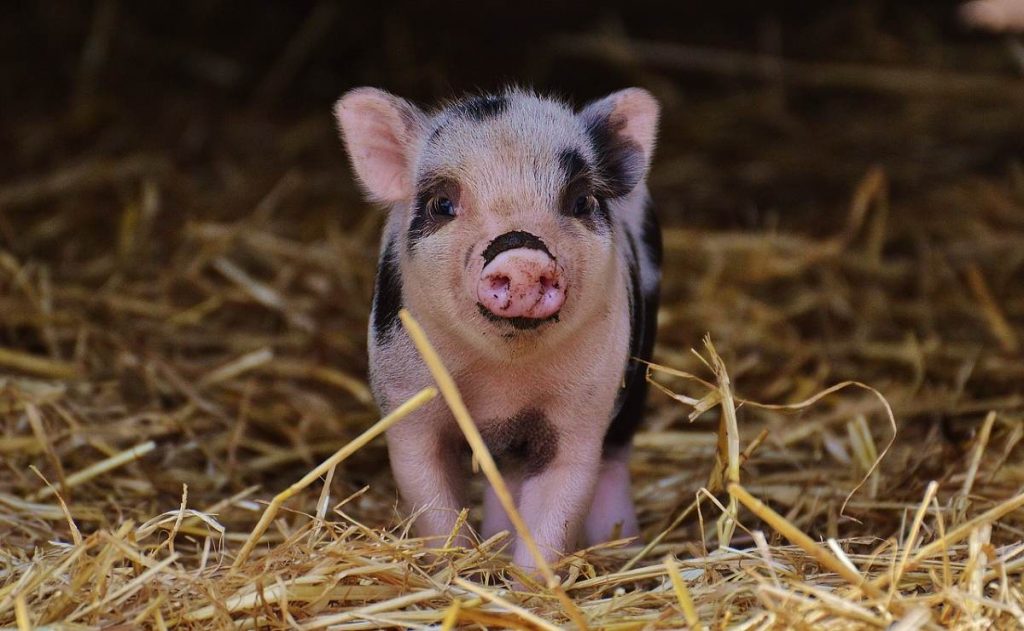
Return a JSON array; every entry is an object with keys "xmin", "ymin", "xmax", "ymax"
[
  {"xmin": 439, "ymin": 599, "xmax": 461, "ymax": 631},
  {"xmin": 232, "ymin": 386, "xmax": 437, "ymax": 569},
  {"xmin": 664, "ymin": 554, "xmax": 703, "ymax": 631},
  {"xmin": 14, "ymin": 594, "xmax": 30, "ymax": 631},
  {"xmin": 30, "ymin": 440, "xmax": 156, "ymax": 501},
  {"xmin": 728, "ymin": 483, "xmax": 886, "ymax": 601},
  {"xmin": 453, "ymin": 578, "xmax": 562, "ymax": 631},
  {"xmin": 0, "ymin": 347, "xmax": 79, "ymax": 380}
]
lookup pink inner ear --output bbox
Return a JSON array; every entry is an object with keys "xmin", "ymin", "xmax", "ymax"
[
  {"xmin": 334, "ymin": 89, "xmax": 422, "ymax": 203},
  {"xmin": 612, "ymin": 89, "xmax": 660, "ymax": 160}
]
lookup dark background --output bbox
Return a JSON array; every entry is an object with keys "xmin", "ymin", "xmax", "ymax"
[{"xmin": 3, "ymin": 0, "xmax": 1021, "ymax": 231}]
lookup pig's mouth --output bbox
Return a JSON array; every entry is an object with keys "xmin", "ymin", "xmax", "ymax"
[{"xmin": 476, "ymin": 303, "xmax": 560, "ymax": 331}]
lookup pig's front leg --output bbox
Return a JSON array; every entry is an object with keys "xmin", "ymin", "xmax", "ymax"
[
  {"xmin": 385, "ymin": 415, "xmax": 468, "ymax": 547},
  {"xmin": 482, "ymin": 478, "xmax": 522, "ymax": 540},
  {"xmin": 512, "ymin": 435, "xmax": 603, "ymax": 571}
]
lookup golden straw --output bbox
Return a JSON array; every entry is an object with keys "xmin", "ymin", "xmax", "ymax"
[
  {"xmin": 664, "ymin": 554, "xmax": 703, "ymax": 630},
  {"xmin": 888, "ymin": 480, "xmax": 938, "ymax": 602},
  {"xmin": 30, "ymin": 440, "xmax": 156, "ymax": 501},
  {"xmin": 869, "ymin": 490, "xmax": 1024, "ymax": 592},
  {"xmin": 232, "ymin": 386, "xmax": 438, "ymax": 569},
  {"xmin": 0, "ymin": 347, "xmax": 79, "ymax": 380},
  {"xmin": 452, "ymin": 578, "xmax": 562, "ymax": 631},
  {"xmin": 439, "ymin": 599, "xmax": 461, "ymax": 631},
  {"xmin": 728, "ymin": 483, "xmax": 886, "ymax": 600},
  {"xmin": 13, "ymin": 595, "xmax": 29, "ymax": 631}
]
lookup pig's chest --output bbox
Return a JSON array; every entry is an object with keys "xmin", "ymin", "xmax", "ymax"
[
  {"xmin": 451, "ymin": 364, "xmax": 562, "ymax": 473},
  {"xmin": 472, "ymin": 407, "xmax": 559, "ymax": 475},
  {"xmin": 455, "ymin": 359, "xmax": 575, "ymax": 425},
  {"xmin": 449, "ymin": 353, "xmax": 621, "ymax": 472}
]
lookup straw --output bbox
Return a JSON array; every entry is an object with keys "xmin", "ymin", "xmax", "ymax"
[
  {"xmin": 28, "ymin": 440, "xmax": 156, "ymax": 501},
  {"xmin": 232, "ymin": 386, "xmax": 437, "ymax": 568},
  {"xmin": 664, "ymin": 554, "xmax": 703, "ymax": 630},
  {"xmin": 727, "ymin": 483, "xmax": 886, "ymax": 601}
]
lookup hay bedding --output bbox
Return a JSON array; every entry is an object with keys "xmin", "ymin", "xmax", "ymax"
[
  {"xmin": 2, "ymin": 14, "xmax": 1024, "ymax": 631},
  {"xmin": 2, "ymin": 161, "xmax": 1022, "ymax": 631}
]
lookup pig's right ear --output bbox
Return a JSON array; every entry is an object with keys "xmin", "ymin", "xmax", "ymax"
[{"xmin": 333, "ymin": 88, "xmax": 426, "ymax": 204}]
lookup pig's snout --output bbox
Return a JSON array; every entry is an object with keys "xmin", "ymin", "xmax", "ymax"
[{"xmin": 477, "ymin": 249, "xmax": 565, "ymax": 321}]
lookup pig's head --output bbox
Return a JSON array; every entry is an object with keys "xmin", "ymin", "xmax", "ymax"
[{"xmin": 334, "ymin": 87, "xmax": 658, "ymax": 356}]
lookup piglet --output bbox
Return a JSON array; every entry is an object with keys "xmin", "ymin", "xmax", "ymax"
[{"xmin": 333, "ymin": 87, "xmax": 662, "ymax": 571}]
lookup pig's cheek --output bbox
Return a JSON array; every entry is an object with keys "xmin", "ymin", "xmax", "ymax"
[
  {"xmin": 464, "ymin": 258, "xmax": 486, "ymax": 310},
  {"xmin": 552, "ymin": 262, "xmax": 571, "ymax": 312},
  {"xmin": 463, "ymin": 270, "xmax": 480, "ymax": 312}
]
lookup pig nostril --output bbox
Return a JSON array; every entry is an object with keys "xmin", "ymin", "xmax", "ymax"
[{"xmin": 489, "ymin": 275, "xmax": 510, "ymax": 292}]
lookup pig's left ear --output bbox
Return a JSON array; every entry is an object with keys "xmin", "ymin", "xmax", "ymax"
[
  {"xmin": 334, "ymin": 87, "xmax": 427, "ymax": 204},
  {"xmin": 578, "ymin": 88, "xmax": 660, "ymax": 198}
]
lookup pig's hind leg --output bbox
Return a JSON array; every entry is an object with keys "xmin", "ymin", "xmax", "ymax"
[
  {"xmin": 583, "ymin": 272, "xmax": 658, "ymax": 546},
  {"xmin": 584, "ymin": 449, "xmax": 640, "ymax": 545},
  {"xmin": 584, "ymin": 369, "xmax": 646, "ymax": 546}
]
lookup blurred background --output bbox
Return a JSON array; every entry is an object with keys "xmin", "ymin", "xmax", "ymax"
[
  {"xmin": 1, "ymin": 0, "xmax": 1022, "ymax": 545},
  {"xmin": 4, "ymin": 0, "xmax": 1022, "ymax": 228}
]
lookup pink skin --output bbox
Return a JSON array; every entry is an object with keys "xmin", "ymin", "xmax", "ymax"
[
  {"xmin": 961, "ymin": 0, "xmax": 1024, "ymax": 31},
  {"xmin": 584, "ymin": 452, "xmax": 640, "ymax": 543},
  {"xmin": 477, "ymin": 249, "xmax": 566, "ymax": 320},
  {"xmin": 484, "ymin": 453, "xmax": 639, "ymax": 552},
  {"xmin": 482, "ymin": 478, "xmax": 520, "ymax": 539},
  {"xmin": 515, "ymin": 451, "xmax": 601, "ymax": 569},
  {"xmin": 335, "ymin": 86, "xmax": 660, "ymax": 576}
]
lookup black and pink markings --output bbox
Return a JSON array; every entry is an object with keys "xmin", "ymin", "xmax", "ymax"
[{"xmin": 335, "ymin": 86, "xmax": 662, "ymax": 571}]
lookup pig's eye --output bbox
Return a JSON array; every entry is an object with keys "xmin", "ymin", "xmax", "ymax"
[
  {"xmin": 429, "ymin": 197, "xmax": 457, "ymax": 218},
  {"xmin": 573, "ymin": 194, "xmax": 598, "ymax": 217}
]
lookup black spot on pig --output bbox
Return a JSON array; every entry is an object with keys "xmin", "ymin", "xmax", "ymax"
[
  {"xmin": 481, "ymin": 230, "xmax": 552, "ymax": 265},
  {"xmin": 641, "ymin": 199, "xmax": 663, "ymax": 267},
  {"xmin": 427, "ymin": 94, "xmax": 509, "ymax": 141},
  {"xmin": 585, "ymin": 115, "xmax": 644, "ymax": 199},
  {"xmin": 407, "ymin": 191, "xmax": 436, "ymax": 250},
  {"xmin": 408, "ymin": 176, "xmax": 459, "ymax": 252},
  {"xmin": 604, "ymin": 228, "xmax": 660, "ymax": 454},
  {"xmin": 479, "ymin": 408, "xmax": 558, "ymax": 476},
  {"xmin": 454, "ymin": 94, "xmax": 509, "ymax": 121},
  {"xmin": 558, "ymin": 148, "xmax": 611, "ymax": 233},
  {"xmin": 559, "ymin": 148, "xmax": 590, "ymax": 183},
  {"xmin": 372, "ymin": 239, "xmax": 403, "ymax": 343},
  {"xmin": 585, "ymin": 197, "xmax": 611, "ymax": 233}
]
